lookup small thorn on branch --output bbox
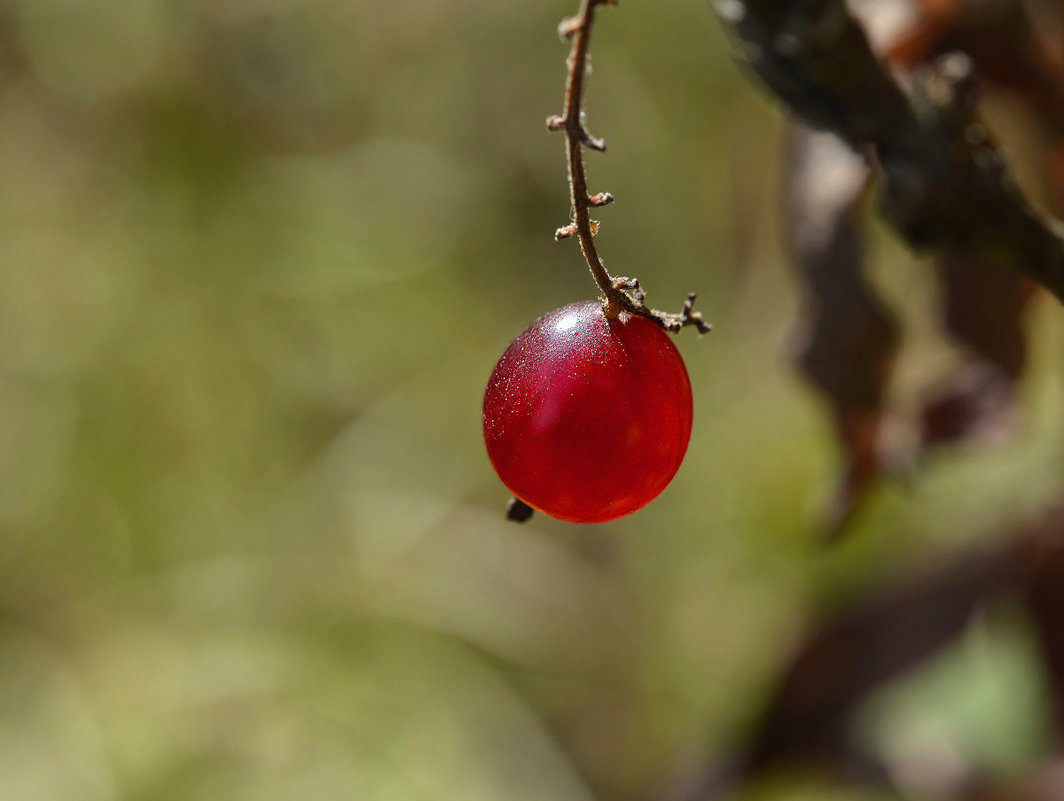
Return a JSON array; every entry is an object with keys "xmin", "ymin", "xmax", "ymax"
[
  {"xmin": 558, "ymin": 16, "xmax": 582, "ymax": 39},
  {"xmin": 588, "ymin": 191, "xmax": 614, "ymax": 207},
  {"xmin": 546, "ymin": 114, "xmax": 566, "ymax": 131},
  {"xmin": 581, "ymin": 130, "xmax": 607, "ymax": 152},
  {"xmin": 613, "ymin": 275, "xmax": 646, "ymax": 303},
  {"xmin": 555, "ymin": 223, "xmax": 578, "ymax": 241}
]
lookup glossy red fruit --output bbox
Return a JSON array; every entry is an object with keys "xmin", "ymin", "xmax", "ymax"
[{"xmin": 483, "ymin": 300, "xmax": 693, "ymax": 523}]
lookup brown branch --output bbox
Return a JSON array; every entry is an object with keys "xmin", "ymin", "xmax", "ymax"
[
  {"xmin": 714, "ymin": 0, "xmax": 1064, "ymax": 304},
  {"xmin": 548, "ymin": 0, "xmax": 711, "ymax": 334},
  {"xmin": 661, "ymin": 499, "xmax": 1064, "ymax": 800}
]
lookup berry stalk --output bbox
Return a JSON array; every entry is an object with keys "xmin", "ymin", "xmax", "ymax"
[{"xmin": 546, "ymin": 0, "xmax": 711, "ymax": 334}]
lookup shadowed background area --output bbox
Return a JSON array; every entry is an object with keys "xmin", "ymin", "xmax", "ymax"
[{"xmin": 1, "ymin": 0, "xmax": 1063, "ymax": 799}]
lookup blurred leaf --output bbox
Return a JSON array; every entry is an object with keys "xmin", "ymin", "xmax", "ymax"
[{"xmin": 783, "ymin": 121, "xmax": 899, "ymax": 535}]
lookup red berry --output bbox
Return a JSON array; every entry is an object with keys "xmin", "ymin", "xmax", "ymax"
[{"xmin": 483, "ymin": 300, "xmax": 693, "ymax": 523}]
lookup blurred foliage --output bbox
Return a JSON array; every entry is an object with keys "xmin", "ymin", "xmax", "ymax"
[{"xmin": 0, "ymin": 0, "xmax": 1061, "ymax": 800}]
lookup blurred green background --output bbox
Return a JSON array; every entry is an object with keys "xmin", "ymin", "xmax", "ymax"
[{"xmin": 1, "ymin": 0, "xmax": 1063, "ymax": 799}]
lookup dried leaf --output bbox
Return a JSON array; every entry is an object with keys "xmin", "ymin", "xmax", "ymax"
[
  {"xmin": 784, "ymin": 121, "xmax": 900, "ymax": 534},
  {"xmin": 918, "ymin": 251, "xmax": 1033, "ymax": 450}
]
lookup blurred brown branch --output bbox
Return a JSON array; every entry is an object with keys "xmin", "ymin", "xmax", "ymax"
[
  {"xmin": 714, "ymin": 0, "xmax": 1064, "ymax": 303},
  {"xmin": 662, "ymin": 501, "xmax": 1064, "ymax": 801},
  {"xmin": 716, "ymin": 0, "xmax": 1064, "ymax": 536}
]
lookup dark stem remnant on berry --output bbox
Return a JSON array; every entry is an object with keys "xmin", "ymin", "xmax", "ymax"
[
  {"xmin": 506, "ymin": 497, "xmax": 535, "ymax": 523},
  {"xmin": 547, "ymin": 0, "xmax": 711, "ymax": 335}
]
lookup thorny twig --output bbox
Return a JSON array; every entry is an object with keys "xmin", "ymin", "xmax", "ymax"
[{"xmin": 547, "ymin": 0, "xmax": 711, "ymax": 334}]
